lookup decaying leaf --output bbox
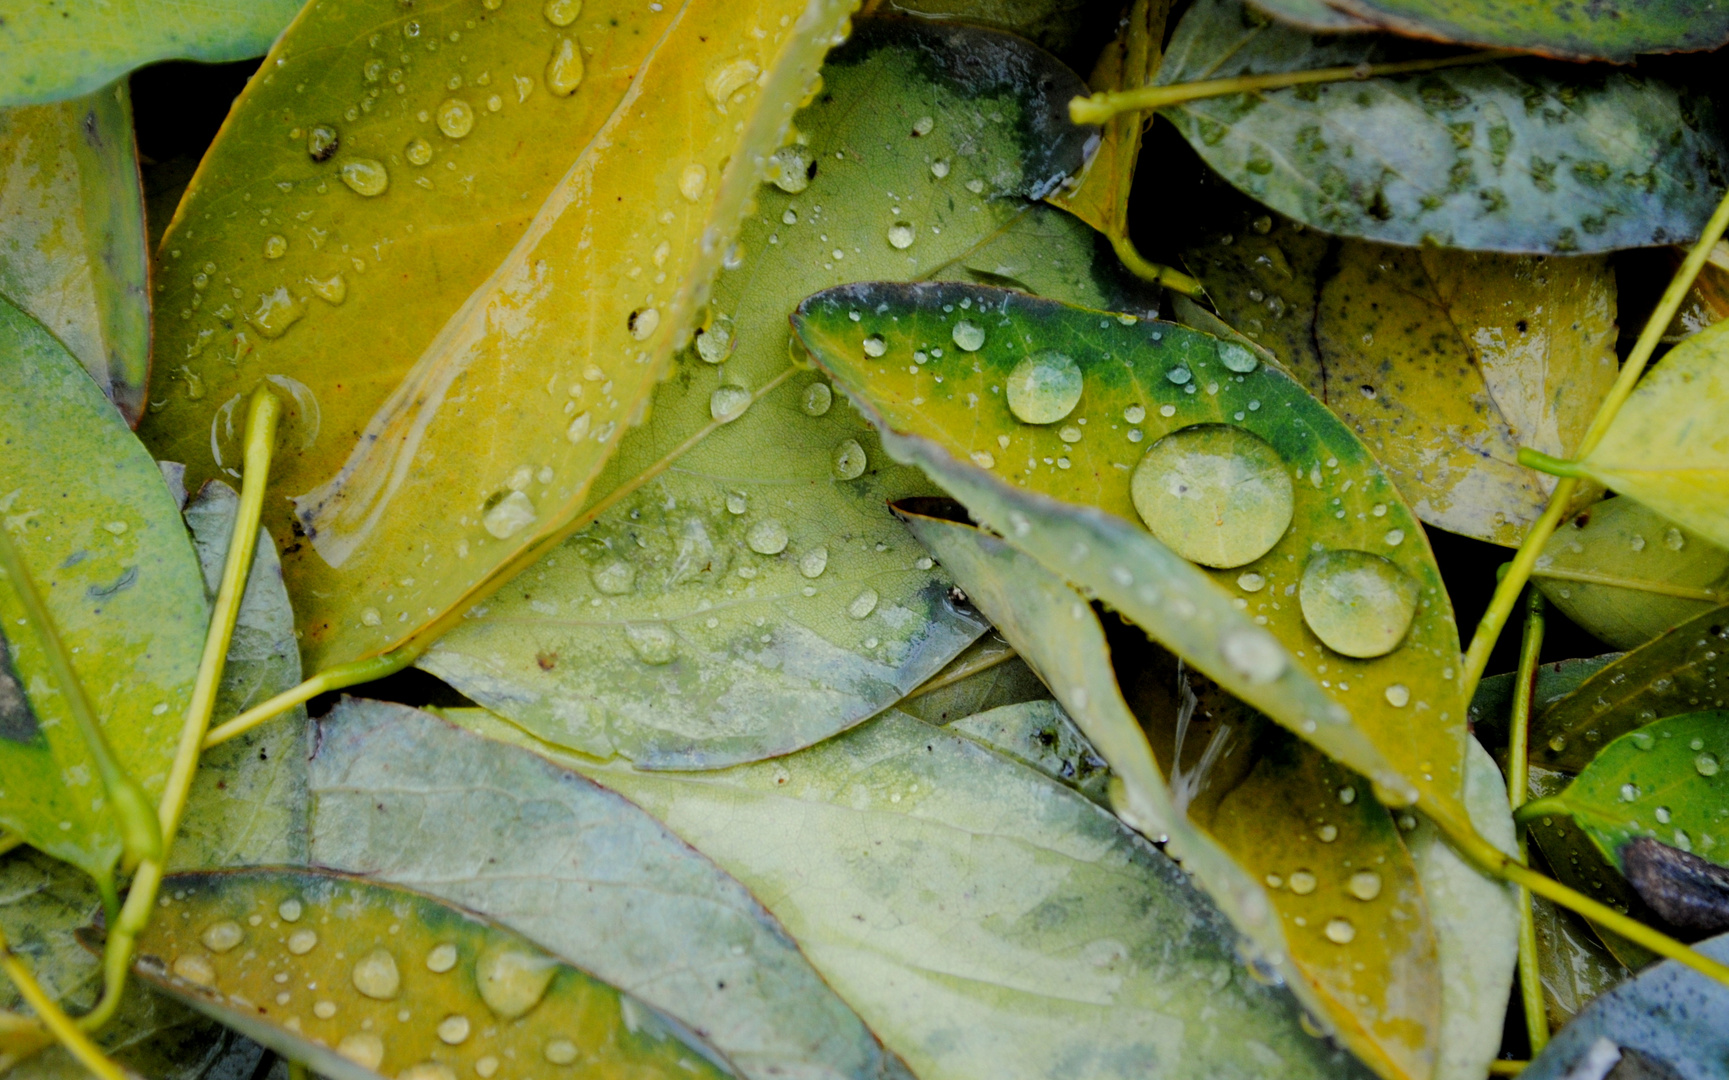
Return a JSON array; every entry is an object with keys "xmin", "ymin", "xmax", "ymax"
[
  {"xmin": 0, "ymin": 80, "xmax": 150, "ymax": 424},
  {"xmin": 141, "ymin": 0, "xmax": 856, "ymax": 672},
  {"xmin": 947, "ymin": 699, "xmax": 1112, "ymax": 803}
]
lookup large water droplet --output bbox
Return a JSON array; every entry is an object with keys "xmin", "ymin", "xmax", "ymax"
[
  {"xmin": 1288, "ymin": 870, "xmax": 1317, "ymax": 895},
  {"xmin": 437, "ymin": 98, "xmax": 475, "ymax": 139},
  {"xmin": 351, "ymin": 948, "xmax": 401, "ymax": 1000},
  {"xmin": 951, "ymin": 319, "xmax": 985, "ymax": 352},
  {"xmin": 768, "ymin": 145, "xmax": 812, "ymax": 193},
  {"xmin": 1298, "ymin": 550, "xmax": 1419, "ymax": 659},
  {"xmin": 475, "ymin": 943, "xmax": 557, "ymax": 1019},
  {"xmin": 1220, "ymin": 626, "xmax": 1285, "ymax": 684},
  {"xmin": 832, "ymin": 439, "xmax": 867, "ymax": 479},
  {"xmin": 200, "ymin": 921, "xmax": 244, "ymax": 953},
  {"xmin": 546, "ymin": 37, "xmax": 584, "ymax": 97},
  {"xmin": 711, "ymin": 385, "xmax": 752, "ymax": 423},
  {"xmin": 747, "ymin": 519, "xmax": 788, "ymax": 555},
  {"xmin": 1697, "ymin": 752, "xmax": 1720, "ymax": 777},
  {"xmin": 799, "ymin": 547, "xmax": 828, "ymax": 578},
  {"xmin": 1324, "ymin": 918, "xmax": 1356, "ymax": 944},
  {"xmin": 801, "ymin": 382, "xmax": 832, "ymax": 416},
  {"xmin": 543, "ymin": 0, "xmax": 581, "ymax": 25},
  {"xmin": 1006, "ymin": 350, "xmax": 1082, "ymax": 425},
  {"xmin": 887, "ymin": 222, "xmax": 915, "ymax": 250},
  {"xmin": 627, "ymin": 624, "xmax": 677, "ymax": 665},
  {"xmin": 336, "ymin": 1033, "xmax": 384, "ymax": 1070},
  {"xmin": 1130, "ymin": 425, "xmax": 1294, "ymax": 569},
  {"xmin": 1347, "ymin": 870, "xmax": 1382, "ymax": 901},
  {"xmin": 694, "ymin": 316, "xmax": 733, "ymax": 363},
  {"xmin": 340, "ymin": 159, "xmax": 390, "ymax": 196},
  {"xmin": 483, "ymin": 491, "xmax": 536, "ymax": 539}
]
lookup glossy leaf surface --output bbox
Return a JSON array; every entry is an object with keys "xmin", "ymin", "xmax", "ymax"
[
  {"xmin": 1525, "ymin": 764, "xmax": 1658, "ymax": 971},
  {"xmin": 897, "ymin": 643, "xmax": 1050, "ymax": 725},
  {"xmin": 794, "ymin": 280, "xmax": 1470, "ymax": 824},
  {"xmin": 1527, "ymin": 894, "xmax": 1629, "ymax": 1029},
  {"xmin": 947, "ymin": 700, "xmax": 1111, "ymax": 804},
  {"xmin": 0, "ymin": 81, "xmax": 150, "ymax": 423},
  {"xmin": 307, "ymin": 697, "xmax": 906, "ymax": 1080},
  {"xmin": 418, "ymin": 18, "xmax": 1108, "ymax": 767},
  {"xmin": 1245, "ymin": 0, "xmax": 1379, "ymax": 31},
  {"xmin": 0, "ymin": 0, "xmax": 301, "ymax": 106},
  {"xmin": 132, "ymin": 868, "xmax": 735, "ymax": 1080},
  {"xmin": 0, "ymin": 296, "xmax": 206, "ymax": 885},
  {"xmin": 1579, "ymin": 319, "xmax": 1729, "ymax": 550},
  {"xmin": 1325, "ymin": 0, "xmax": 1729, "ymax": 62},
  {"xmin": 451, "ymin": 706, "xmax": 1377, "ymax": 1080},
  {"xmin": 140, "ymin": 0, "xmax": 854, "ymax": 671},
  {"xmin": 1159, "ymin": 0, "xmax": 1729, "ymax": 254}
]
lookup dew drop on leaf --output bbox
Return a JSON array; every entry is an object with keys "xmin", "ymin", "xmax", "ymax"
[
  {"xmin": 1130, "ymin": 425, "xmax": 1293, "ymax": 569},
  {"xmin": 1006, "ymin": 350, "xmax": 1082, "ymax": 425},
  {"xmin": 339, "ymin": 158, "xmax": 390, "ymax": 196},
  {"xmin": 831, "ymin": 439, "xmax": 867, "ymax": 479},
  {"xmin": 710, "ymin": 385, "xmax": 752, "ymax": 423},
  {"xmin": 951, "ymin": 319, "xmax": 985, "ymax": 352},
  {"xmin": 546, "ymin": 38, "xmax": 584, "ymax": 97},
  {"xmin": 862, "ymin": 334, "xmax": 887, "ymax": 358},
  {"xmin": 800, "ymin": 382, "xmax": 832, "ymax": 416},
  {"xmin": 747, "ymin": 519, "xmax": 788, "ymax": 555},
  {"xmin": 1298, "ymin": 550, "xmax": 1419, "ymax": 658}
]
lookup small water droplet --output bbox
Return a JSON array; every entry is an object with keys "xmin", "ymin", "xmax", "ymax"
[
  {"xmin": 313, "ymin": 1001, "xmax": 337, "ymax": 1019},
  {"xmin": 546, "ymin": 37, "xmax": 584, "ymax": 96},
  {"xmin": 706, "ymin": 58, "xmax": 761, "ymax": 109},
  {"xmin": 306, "ymin": 273, "xmax": 347, "ymax": 305},
  {"xmin": 1288, "ymin": 871, "xmax": 1317, "ymax": 895},
  {"xmin": 437, "ymin": 1015, "xmax": 472, "ymax": 1045},
  {"xmin": 626, "ymin": 624, "xmax": 677, "ymax": 665},
  {"xmin": 629, "ymin": 307, "xmax": 660, "ymax": 341},
  {"xmin": 406, "ymin": 136, "xmax": 433, "ymax": 165},
  {"xmin": 747, "ymin": 519, "xmax": 789, "ymax": 555},
  {"xmin": 263, "ymin": 235, "xmax": 288, "ymax": 260},
  {"xmin": 848, "ymin": 588, "xmax": 879, "ymax": 619},
  {"xmin": 1298, "ymin": 550, "xmax": 1419, "ymax": 658},
  {"xmin": 801, "ymin": 382, "xmax": 832, "ymax": 416},
  {"xmin": 483, "ymin": 491, "xmax": 536, "ymax": 539},
  {"xmin": 1630, "ymin": 533, "xmax": 1647, "ymax": 552},
  {"xmin": 1316, "ymin": 824, "xmax": 1338, "ymax": 842},
  {"xmin": 887, "ymin": 222, "xmax": 915, "ymax": 249},
  {"xmin": 679, "ymin": 162, "xmax": 708, "ymax": 203},
  {"xmin": 352, "ymin": 948, "xmax": 402, "ymax": 1000},
  {"xmin": 1324, "ymin": 918, "xmax": 1356, "ymax": 944},
  {"xmin": 931, "ymin": 160, "xmax": 950, "ymax": 178},
  {"xmin": 307, "ymin": 125, "xmax": 339, "ymax": 161},
  {"xmin": 694, "ymin": 315, "xmax": 733, "ymax": 363},
  {"xmin": 1006, "ymin": 350, "xmax": 1082, "ymax": 425},
  {"xmin": 1217, "ymin": 341, "xmax": 1258, "ymax": 373},
  {"xmin": 951, "ymin": 319, "xmax": 985, "ymax": 352},
  {"xmin": 592, "ymin": 559, "xmax": 635, "ymax": 595},
  {"xmin": 1166, "ymin": 365, "xmax": 1192, "ymax": 385},
  {"xmin": 476, "ymin": 943, "xmax": 557, "ymax": 1019},
  {"xmin": 1666, "ymin": 527, "xmax": 1686, "ymax": 551},
  {"xmin": 1220, "ymin": 626, "xmax": 1285, "ymax": 684},
  {"xmin": 1385, "ymin": 683, "xmax": 1410, "ymax": 707},
  {"xmin": 1655, "ymin": 806, "xmax": 1672, "ymax": 824},
  {"xmin": 1619, "ymin": 782, "xmax": 1640, "ymax": 802},
  {"xmin": 1131, "ymin": 424, "xmax": 1294, "ymax": 568},
  {"xmin": 1237, "ymin": 572, "xmax": 1265, "ymax": 592},
  {"xmin": 340, "ymin": 158, "xmax": 390, "ymax": 196},
  {"xmin": 248, "ymin": 287, "xmax": 305, "ymax": 339},
  {"xmin": 711, "ymin": 385, "xmax": 752, "ymax": 423},
  {"xmin": 862, "ymin": 334, "xmax": 887, "ymax": 358},
  {"xmin": 278, "ymin": 898, "xmax": 303, "ymax": 922},
  {"xmin": 1123, "ymin": 404, "xmax": 1146, "ymax": 424},
  {"xmin": 426, "ymin": 943, "xmax": 458, "ymax": 972},
  {"xmin": 1347, "ymin": 870, "xmax": 1382, "ymax": 901},
  {"xmin": 475, "ymin": 1059, "xmax": 499, "ymax": 1079},
  {"xmin": 832, "ymin": 439, "xmax": 867, "ymax": 479},
  {"xmin": 200, "ymin": 921, "xmax": 244, "ymax": 953},
  {"xmin": 1697, "ymin": 752, "xmax": 1720, "ymax": 777},
  {"xmin": 287, "ymin": 928, "xmax": 318, "ymax": 955},
  {"xmin": 1631, "ymin": 730, "xmax": 1655, "ymax": 750},
  {"xmin": 336, "ymin": 1034, "xmax": 384, "ymax": 1070},
  {"xmin": 542, "ymin": 0, "xmax": 580, "ymax": 26},
  {"xmin": 799, "ymin": 547, "xmax": 828, "ymax": 578},
  {"xmin": 1337, "ymin": 786, "xmax": 1356, "ymax": 805},
  {"xmin": 544, "ymin": 1040, "xmax": 578, "ymax": 1065},
  {"xmin": 768, "ymin": 145, "xmax": 812, "ymax": 193}
]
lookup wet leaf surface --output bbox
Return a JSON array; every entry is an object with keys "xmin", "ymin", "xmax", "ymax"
[
  {"xmin": 130, "ymin": 868, "xmax": 737, "ymax": 1080},
  {"xmin": 947, "ymin": 699, "xmax": 1111, "ymax": 804},
  {"xmin": 1536, "ymin": 499, "xmax": 1729, "ymax": 650},
  {"xmin": 307, "ymin": 697, "xmax": 908, "ymax": 1080},
  {"xmin": 1528, "ymin": 894, "xmax": 1629, "ymax": 1030},
  {"xmin": 1187, "ymin": 205, "xmax": 1618, "ymax": 547},
  {"xmin": 896, "ymin": 642, "xmax": 1050, "ymax": 725},
  {"xmin": 0, "ymin": 0, "xmax": 301, "ymax": 106},
  {"xmin": 140, "ymin": 0, "xmax": 854, "ymax": 672},
  {"xmin": 794, "ymin": 280, "xmax": 1470, "ymax": 827},
  {"xmin": 1159, "ymin": 0, "xmax": 1729, "ymax": 254},
  {"xmin": 417, "ymin": 18, "xmax": 1107, "ymax": 768},
  {"xmin": 1527, "ymin": 764, "xmax": 1660, "ymax": 971},
  {"xmin": 0, "ymin": 81, "xmax": 150, "ymax": 424},
  {"xmin": 1578, "ymin": 320, "xmax": 1729, "ymax": 550},
  {"xmin": 0, "ymin": 295, "xmax": 206, "ymax": 886},
  {"xmin": 448, "ymin": 705, "xmax": 1378, "ymax": 1080},
  {"xmin": 1323, "ymin": 0, "xmax": 1729, "ymax": 62},
  {"xmin": 1468, "ymin": 652, "xmax": 1618, "ymax": 752},
  {"xmin": 1245, "ymin": 0, "xmax": 1380, "ymax": 31}
]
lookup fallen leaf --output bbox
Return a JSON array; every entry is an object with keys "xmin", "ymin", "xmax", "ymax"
[
  {"xmin": 1527, "ymin": 894, "xmax": 1629, "ymax": 1029},
  {"xmin": 1245, "ymin": 0, "xmax": 1380, "ymax": 31},
  {"xmin": 947, "ymin": 699, "xmax": 1112, "ymax": 804},
  {"xmin": 1324, "ymin": 0, "xmax": 1729, "ymax": 62}
]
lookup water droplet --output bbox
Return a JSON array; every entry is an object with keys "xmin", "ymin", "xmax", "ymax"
[
  {"xmin": 544, "ymin": 1040, "xmax": 578, "ymax": 1065},
  {"xmin": 887, "ymin": 222, "xmax": 915, "ymax": 249},
  {"xmin": 629, "ymin": 307, "xmax": 660, "ymax": 341},
  {"xmin": 680, "ymin": 162, "xmax": 708, "ymax": 203},
  {"xmin": 748, "ymin": 519, "xmax": 789, "ymax": 554},
  {"xmin": 400, "ymin": 1065, "xmax": 455, "ymax": 1080},
  {"xmin": 1385, "ymin": 683, "xmax": 1410, "ymax": 707},
  {"xmin": 1006, "ymin": 350, "xmax": 1082, "ymax": 425},
  {"xmin": 1131, "ymin": 424, "xmax": 1294, "ymax": 569},
  {"xmin": 1288, "ymin": 870, "xmax": 1317, "ymax": 895},
  {"xmin": 1384, "ymin": 529, "xmax": 1405, "ymax": 547},
  {"xmin": 1347, "ymin": 870, "xmax": 1382, "ymax": 901},
  {"xmin": 931, "ymin": 160, "xmax": 949, "ymax": 178},
  {"xmin": 263, "ymin": 235, "xmax": 288, "ymax": 260},
  {"xmin": 1631, "ymin": 730, "xmax": 1655, "ymax": 750},
  {"xmin": 1630, "ymin": 534, "xmax": 1647, "ymax": 552},
  {"xmin": 306, "ymin": 273, "xmax": 347, "ymax": 305},
  {"xmin": 626, "ymin": 624, "xmax": 677, "ymax": 665},
  {"xmin": 1337, "ymin": 786, "xmax": 1356, "ymax": 805},
  {"xmin": 1619, "ymin": 782, "xmax": 1640, "ymax": 802},
  {"xmin": 287, "ymin": 928, "xmax": 319, "ymax": 955},
  {"xmin": 426, "ymin": 943, "xmax": 458, "ymax": 972},
  {"xmin": 1548, "ymin": 734, "xmax": 1567, "ymax": 752},
  {"xmin": 694, "ymin": 315, "xmax": 733, "ymax": 363},
  {"xmin": 799, "ymin": 547, "xmax": 828, "ymax": 578},
  {"xmin": 951, "ymin": 319, "xmax": 985, "ymax": 352},
  {"xmin": 313, "ymin": 1000, "xmax": 337, "ymax": 1019},
  {"xmin": 1236, "ymin": 572, "xmax": 1266, "ymax": 592},
  {"xmin": 200, "ymin": 921, "xmax": 244, "ymax": 953},
  {"xmin": 546, "ymin": 37, "xmax": 584, "ymax": 96},
  {"xmin": 592, "ymin": 560, "xmax": 635, "ymax": 595},
  {"xmin": 565, "ymin": 411, "xmax": 592, "ymax": 443},
  {"xmin": 476, "ymin": 943, "xmax": 557, "ymax": 1019},
  {"xmin": 832, "ymin": 439, "xmax": 867, "ymax": 479},
  {"xmin": 1655, "ymin": 806, "xmax": 1672, "ymax": 824},
  {"xmin": 437, "ymin": 1015, "xmax": 472, "ymax": 1045},
  {"xmin": 406, "ymin": 136, "xmax": 433, "ymax": 165},
  {"xmin": 1697, "ymin": 752, "xmax": 1720, "ymax": 777},
  {"xmin": 1166, "ymin": 365, "xmax": 1192, "ymax": 385},
  {"xmin": 307, "ymin": 125, "xmax": 339, "ymax": 161},
  {"xmin": 278, "ymin": 898, "xmax": 303, "ymax": 922},
  {"xmin": 1325, "ymin": 918, "xmax": 1356, "ymax": 944},
  {"xmin": 862, "ymin": 334, "xmax": 887, "ymax": 358},
  {"xmin": 706, "ymin": 58, "xmax": 761, "ymax": 109},
  {"xmin": 1298, "ymin": 550, "xmax": 1419, "ymax": 658},
  {"xmin": 340, "ymin": 158, "xmax": 389, "ymax": 196},
  {"xmin": 849, "ymin": 588, "xmax": 879, "ymax": 619},
  {"xmin": 336, "ymin": 1034, "xmax": 385, "ymax": 1070},
  {"xmin": 801, "ymin": 382, "xmax": 832, "ymax": 416},
  {"xmin": 1666, "ymin": 527, "xmax": 1686, "ymax": 551},
  {"xmin": 475, "ymin": 1058, "xmax": 499, "ymax": 1079},
  {"xmin": 483, "ymin": 491, "xmax": 536, "ymax": 539},
  {"xmin": 711, "ymin": 385, "xmax": 752, "ymax": 423},
  {"xmin": 1316, "ymin": 824, "xmax": 1339, "ymax": 842},
  {"xmin": 248, "ymin": 287, "xmax": 305, "ymax": 339},
  {"xmin": 1220, "ymin": 626, "xmax": 1285, "ymax": 684},
  {"xmin": 768, "ymin": 145, "xmax": 812, "ymax": 193},
  {"xmin": 912, "ymin": 115, "xmax": 935, "ymax": 136},
  {"xmin": 1217, "ymin": 341, "xmax": 1258, "ymax": 372},
  {"xmin": 352, "ymin": 948, "xmax": 402, "ymax": 999},
  {"xmin": 542, "ymin": 0, "xmax": 580, "ymax": 25},
  {"xmin": 1674, "ymin": 830, "xmax": 1693, "ymax": 852}
]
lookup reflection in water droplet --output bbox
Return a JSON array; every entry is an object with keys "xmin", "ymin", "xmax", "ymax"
[
  {"xmin": 711, "ymin": 385, "xmax": 752, "ymax": 423},
  {"xmin": 336, "ymin": 1033, "xmax": 384, "ymax": 1070},
  {"xmin": 1288, "ymin": 871, "xmax": 1316, "ymax": 895},
  {"xmin": 748, "ymin": 519, "xmax": 789, "ymax": 555},
  {"xmin": 476, "ymin": 943, "xmax": 557, "ymax": 1019},
  {"xmin": 340, "ymin": 159, "xmax": 390, "ymax": 196},
  {"xmin": 706, "ymin": 58, "xmax": 761, "ymax": 108},
  {"xmin": 849, "ymin": 589, "xmax": 878, "ymax": 619},
  {"xmin": 695, "ymin": 316, "xmax": 733, "ymax": 363},
  {"xmin": 1697, "ymin": 752, "xmax": 1719, "ymax": 777},
  {"xmin": 543, "ymin": 0, "xmax": 581, "ymax": 25},
  {"xmin": 862, "ymin": 334, "xmax": 887, "ymax": 358},
  {"xmin": 426, "ymin": 943, "xmax": 458, "ymax": 972},
  {"xmin": 351, "ymin": 948, "xmax": 401, "ymax": 999},
  {"xmin": 1006, "ymin": 351, "xmax": 1082, "ymax": 425},
  {"xmin": 406, "ymin": 136, "xmax": 433, "ymax": 165},
  {"xmin": 1220, "ymin": 626, "xmax": 1285, "ymax": 685},
  {"xmin": 1384, "ymin": 683, "xmax": 1410, "ymax": 707},
  {"xmin": 483, "ymin": 491, "xmax": 536, "ymax": 539},
  {"xmin": 1347, "ymin": 870, "xmax": 1382, "ymax": 901},
  {"xmin": 801, "ymin": 382, "xmax": 832, "ymax": 416},
  {"xmin": 1324, "ymin": 918, "xmax": 1356, "ymax": 944},
  {"xmin": 627, "ymin": 624, "xmax": 677, "ymax": 665},
  {"xmin": 768, "ymin": 145, "xmax": 812, "ymax": 193},
  {"xmin": 832, "ymin": 439, "xmax": 867, "ymax": 479},
  {"xmin": 1298, "ymin": 550, "xmax": 1419, "ymax": 658},
  {"xmin": 951, "ymin": 320, "xmax": 985, "ymax": 352},
  {"xmin": 546, "ymin": 37, "xmax": 584, "ymax": 96},
  {"xmin": 1131, "ymin": 425, "xmax": 1293, "ymax": 569},
  {"xmin": 799, "ymin": 547, "xmax": 828, "ymax": 578},
  {"xmin": 1217, "ymin": 341, "xmax": 1258, "ymax": 373},
  {"xmin": 200, "ymin": 921, "xmax": 244, "ymax": 953},
  {"xmin": 887, "ymin": 222, "xmax": 915, "ymax": 249},
  {"xmin": 592, "ymin": 560, "xmax": 635, "ymax": 595},
  {"xmin": 263, "ymin": 235, "xmax": 288, "ymax": 260}
]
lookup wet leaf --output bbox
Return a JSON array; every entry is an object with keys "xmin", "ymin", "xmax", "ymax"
[
  {"xmin": 0, "ymin": 80, "xmax": 150, "ymax": 424},
  {"xmin": 416, "ymin": 18, "xmax": 1109, "ymax": 767},
  {"xmin": 1527, "ymin": 894, "xmax": 1630, "ymax": 1029},
  {"xmin": 1535, "ymin": 498, "xmax": 1729, "ymax": 650},
  {"xmin": 129, "ymin": 868, "xmax": 736, "ymax": 1080},
  {"xmin": 139, "ymin": 0, "xmax": 855, "ymax": 673},
  {"xmin": 449, "ymin": 705, "xmax": 1379, "ymax": 1080},
  {"xmin": 1321, "ymin": 0, "xmax": 1729, "ymax": 62},
  {"xmin": 867, "ymin": 0, "xmax": 1100, "ymax": 58},
  {"xmin": 306, "ymin": 697, "xmax": 908, "ymax": 1080},
  {"xmin": 1526, "ymin": 764, "xmax": 1659, "ymax": 971},
  {"xmin": 1158, "ymin": 0, "xmax": 1729, "ymax": 254},
  {"xmin": 947, "ymin": 699, "xmax": 1112, "ymax": 804},
  {"xmin": 793, "ymin": 280, "xmax": 1471, "ymax": 827},
  {"xmin": 1533, "ymin": 604, "xmax": 1729, "ymax": 774},
  {"xmin": 944, "ymin": 203, "xmax": 1160, "ymax": 316},
  {"xmin": 1664, "ymin": 258, "xmax": 1729, "ymax": 344},
  {"xmin": 1468, "ymin": 651, "xmax": 1618, "ymax": 752},
  {"xmin": 1188, "ymin": 207, "xmax": 1618, "ymax": 547},
  {"xmin": 0, "ymin": 0, "xmax": 301, "ymax": 106},
  {"xmin": 1575, "ymin": 320, "xmax": 1729, "ymax": 550},
  {"xmin": 1520, "ymin": 931, "xmax": 1729, "ymax": 1080},
  {"xmin": 1244, "ymin": 0, "xmax": 1380, "ymax": 31},
  {"xmin": 897, "ymin": 640, "xmax": 1050, "ymax": 724},
  {"xmin": 0, "ymin": 295, "xmax": 206, "ymax": 887}
]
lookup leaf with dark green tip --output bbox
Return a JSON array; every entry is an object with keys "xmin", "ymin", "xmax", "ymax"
[
  {"xmin": 0, "ymin": 296, "xmax": 206, "ymax": 888},
  {"xmin": 306, "ymin": 697, "xmax": 910, "ymax": 1080},
  {"xmin": 1325, "ymin": 0, "xmax": 1729, "ymax": 63},
  {"xmin": 129, "ymin": 868, "xmax": 737, "ymax": 1080},
  {"xmin": 0, "ymin": 81, "xmax": 150, "ymax": 424},
  {"xmin": 1158, "ymin": 0, "xmax": 1729, "ymax": 254},
  {"xmin": 448, "ymin": 705, "xmax": 1379, "ymax": 1080},
  {"xmin": 1534, "ymin": 498, "xmax": 1729, "ymax": 650},
  {"xmin": 793, "ymin": 280, "xmax": 1471, "ymax": 829},
  {"xmin": 1533, "ymin": 605, "xmax": 1729, "ymax": 774},
  {"xmin": 414, "ymin": 17, "xmax": 1121, "ymax": 767}
]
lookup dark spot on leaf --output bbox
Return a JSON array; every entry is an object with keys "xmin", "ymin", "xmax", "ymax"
[
  {"xmin": 1621, "ymin": 836, "xmax": 1729, "ymax": 936},
  {"xmin": 87, "ymin": 565, "xmax": 138, "ymax": 599},
  {"xmin": 0, "ymin": 633, "xmax": 41, "ymax": 744}
]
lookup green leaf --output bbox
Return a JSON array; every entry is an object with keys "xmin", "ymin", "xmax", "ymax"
[
  {"xmin": 1527, "ymin": 894, "xmax": 1629, "ymax": 1029},
  {"xmin": 947, "ymin": 700, "xmax": 1112, "ymax": 804},
  {"xmin": 865, "ymin": 0, "xmax": 1101, "ymax": 59},
  {"xmin": 449, "ymin": 705, "xmax": 1379, "ymax": 1080},
  {"xmin": 1533, "ymin": 604, "xmax": 1729, "ymax": 774},
  {"xmin": 1534, "ymin": 497, "xmax": 1729, "ymax": 650},
  {"xmin": 416, "ymin": 18, "xmax": 1107, "ymax": 767},
  {"xmin": 1576, "ymin": 320, "xmax": 1729, "ymax": 550},
  {"xmin": 793, "ymin": 281, "xmax": 1471, "ymax": 827},
  {"xmin": 0, "ymin": 295, "xmax": 207, "ymax": 887},
  {"xmin": 0, "ymin": 81, "xmax": 150, "ymax": 425},
  {"xmin": 1158, "ymin": 0, "xmax": 1729, "ymax": 254},
  {"xmin": 1185, "ymin": 203, "xmax": 1618, "ymax": 547},
  {"xmin": 1467, "ymin": 651, "xmax": 1618, "ymax": 752},
  {"xmin": 306, "ymin": 697, "xmax": 909, "ymax": 1080},
  {"xmin": 897, "ymin": 641, "xmax": 1051, "ymax": 725},
  {"xmin": 139, "ymin": 0, "xmax": 854, "ymax": 672},
  {"xmin": 0, "ymin": 0, "xmax": 302, "ymax": 106},
  {"xmin": 130, "ymin": 868, "xmax": 736, "ymax": 1080},
  {"xmin": 1245, "ymin": 0, "xmax": 1380, "ymax": 31},
  {"xmin": 1322, "ymin": 0, "xmax": 1729, "ymax": 63},
  {"xmin": 942, "ymin": 203, "xmax": 1160, "ymax": 316}
]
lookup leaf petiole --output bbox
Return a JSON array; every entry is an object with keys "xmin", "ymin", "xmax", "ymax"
[
  {"xmin": 1516, "ymin": 448, "xmax": 1587, "ymax": 479},
  {"xmin": 1508, "ymin": 589, "xmax": 1550, "ymax": 1054},
  {"xmin": 1109, "ymin": 233, "xmax": 1206, "ymax": 296},
  {"xmin": 0, "ymin": 927, "xmax": 128, "ymax": 1080},
  {"xmin": 201, "ymin": 648, "xmax": 415, "ymax": 749}
]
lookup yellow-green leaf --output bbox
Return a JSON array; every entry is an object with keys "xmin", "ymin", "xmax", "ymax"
[
  {"xmin": 140, "ymin": 0, "xmax": 854, "ymax": 672},
  {"xmin": 794, "ymin": 281, "xmax": 1471, "ymax": 828},
  {"xmin": 897, "ymin": 635, "xmax": 1049, "ymax": 724},
  {"xmin": 0, "ymin": 80, "xmax": 150, "ymax": 424},
  {"xmin": 947, "ymin": 699, "xmax": 1112, "ymax": 803},
  {"xmin": 131, "ymin": 868, "xmax": 736, "ymax": 1080},
  {"xmin": 1576, "ymin": 319, "xmax": 1729, "ymax": 551}
]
